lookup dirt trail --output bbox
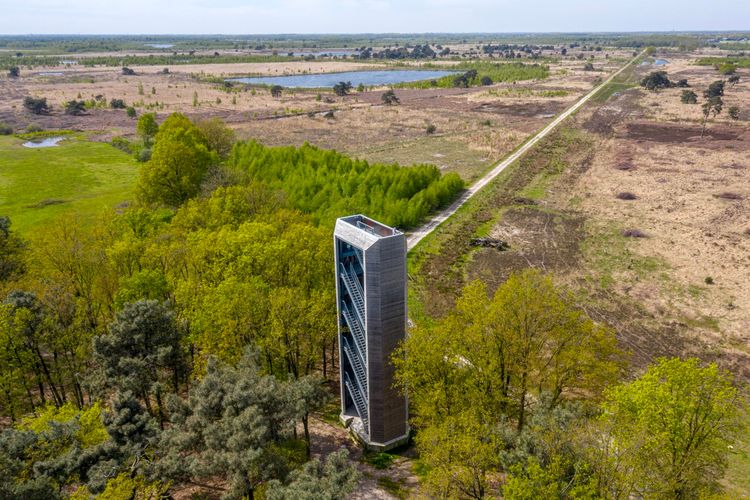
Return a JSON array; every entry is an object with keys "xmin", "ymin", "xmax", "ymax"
[{"xmin": 406, "ymin": 50, "xmax": 645, "ymax": 251}]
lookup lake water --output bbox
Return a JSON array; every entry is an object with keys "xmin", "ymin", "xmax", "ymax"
[
  {"xmin": 291, "ymin": 50, "xmax": 358, "ymax": 57},
  {"xmin": 36, "ymin": 72, "xmax": 64, "ymax": 76},
  {"xmin": 145, "ymin": 43, "xmax": 174, "ymax": 49},
  {"xmin": 641, "ymin": 59, "xmax": 669, "ymax": 66},
  {"xmin": 227, "ymin": 69, "xmax": 458, "ymax": 88},
  {"xmin": 23, "ymin": 137, "xmax": 65, "ymax": 148}
]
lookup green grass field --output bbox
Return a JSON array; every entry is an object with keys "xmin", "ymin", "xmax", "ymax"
[{"xmin": 0, "ymin": 135, "xmax": 139, "ymax": 234}]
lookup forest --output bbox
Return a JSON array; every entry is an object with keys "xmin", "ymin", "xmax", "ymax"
[{"xmin": 0, "ymin": 112, "xmax": 463, "ymax": 498}]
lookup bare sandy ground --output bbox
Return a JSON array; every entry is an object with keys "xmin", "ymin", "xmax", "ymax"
[{"xmin": 566, "ymin": 50, "xmax": 750, "ymax": 373}]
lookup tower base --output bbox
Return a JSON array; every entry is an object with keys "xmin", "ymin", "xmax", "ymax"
[{"xmin": 340, "ymin": 414, "xmax": 411, "ymax": 452}]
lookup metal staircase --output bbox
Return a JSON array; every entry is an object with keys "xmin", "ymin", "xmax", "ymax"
[
  {"xmin": 339, "ymin": 264, "xmax": 365, "ymax": 327},
  {"xmin": 344, "ymin": 372, "xmax": 368, "ymax": 426},
  {"xmin": 342, "ymin": 336, "xmax": 367, "ymax": 394},
  {"xmin": 341, "ymin": 303, "xmax": 366, "ymax": 358},
  {"xmin": 339, "ymin": 259, "xmax": 370, "ymax": 430}
]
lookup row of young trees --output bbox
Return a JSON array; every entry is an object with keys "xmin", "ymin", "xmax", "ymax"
[
  {"xmin": 228, "ymin": 140, "xmax": 464, "ymax": 229},
  {"xmin": 395, "ymin": 270, "xmax": 745, "ymax": 498}
]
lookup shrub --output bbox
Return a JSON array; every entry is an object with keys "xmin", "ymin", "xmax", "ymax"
[
  {"xmin": 381, "ymin": 89, "xmax": 400, "ymax": 105},
  {"xmin": 126, "ymin": 106, "xmax": 137, "ymax": 118},
  {"xmin": 270, "ymin": 85, "xmax": 283, "ymax": 98},
  {"xmin": 676, "ymin": 79, "xmax": 689, "ymax": 88},
  {"xmin": 8, "ymin": 66, "xmax": 20, "ymax": 78},
  {"xmin": 426, "ymin": 124, "xmax": 437, "ymax": 134},
  {"xmin": 704, "ymin": 80, "xmax": 725, "ymax": 99},
  {"xmin": 640, "ymin": 71, "xmax": 671, "ymax": 91},
  {"xmin": 717, "ymin": 63, "xmax": 737, "ymax": 75},
  {"xmin": 616, "ymin": 192, "xmax": 637, "ymax": 200},
  {"xmin": 111, "ymin": 136, "xmax": 132, "ymax": 153},
  {"xmin": 480, "ymin": 75, "xmax": 493, "ymax": 86},
  {"xmin": 583, "ymin": 62, "xmax": 595, "ymax": 71},
  {"xmin": 64, "ymin": 100, "xmax": 86, "ymax": 116},
  {"xmin": 333, "ymin": 81, "xmax": 353, "ymax": 96},
  {"xmin": 704, "ymin": 276, "xmax": 714, "ymax": 285},
  {"xmin": 365, "ymin": 452, "xmax": 396, "ymax": 470},
  {"xmin": 23, "ymin": 96, "xmax": 50, "ymax": 114},
  {"xmin": 26, "ymin": 123, "xmax": 42, "ymax": 133},
  {"xmin": 122, "ymin": 67, "xmax": 136, "ymax": 75},
  {"xmin": 0, "ymin": 122, "xmax": 12, "ymax": 135},
  {"xmin": 681, "ymin": 90, "xmax": 698, "ymax": 104},
  {"xmin": 110, "ymin": 98, "xmax": 127, "ymax": 109},
  {"xmin": 728, "ymin": 106, "xmax": 740, "ymax": 120},
  {"xmin": 137, "ymin": 147, "xmax": 152, "ymax": 163}
]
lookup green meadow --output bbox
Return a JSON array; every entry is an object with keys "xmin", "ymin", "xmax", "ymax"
[{"xmin": 0, "ymin": 135, "xmax": 139, "ymax": 234}]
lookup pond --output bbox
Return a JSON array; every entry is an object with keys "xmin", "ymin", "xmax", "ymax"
[
  {"xmin": 145, "ymin": 43, "xmax": 174, "ymax": 49},
  {"xmin": 226, "ymin": 69, "xmax": 459, "ymax": 88},
  {"xmin": 641, "ymin": 59, "xmax": 669, "ymax": 66},
  {"xmin": 22, "ymin": 137, "xmax": 65, "ymax": 148}
]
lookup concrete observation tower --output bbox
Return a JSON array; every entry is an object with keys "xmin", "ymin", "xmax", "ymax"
[{"xmin": 333, "ymin": 215, "xmax": 409, "ymax": 451}]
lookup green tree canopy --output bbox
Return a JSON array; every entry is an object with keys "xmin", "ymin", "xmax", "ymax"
[
  {"xmin": 265, "ymin": 449, "xmax": 360, "ymax": 500},
  {"xmin": 137, "ymin": 113, "xmax": 216, "ymax": 206},
  {"xmin": 394, "ymin": 270, "xmax": 623, "ymax": 496},
  {"xmin": 595, "ymin": 357, "xmax": 743, "ymax": 499},
  {"xmin": 135, "ymin": 112, "xmax": 159, "ymax": 146},
  {"xmin": 640, "ymin": 71, "xmax": 672, "ymax": 91},
  {"xmin": 0, "ymin": 216, "xmax": 25, "ymax": 282},
  {"xmin": 92, "ymin": 300, "xmax": 186, "ymax": 423},
  {"xmin": 157, "ymin": 349, "xmax": 329, "ymax": 500},
  {"xmin": 195, "ymin": 117, "xmax": 236, "ymax": 158}
]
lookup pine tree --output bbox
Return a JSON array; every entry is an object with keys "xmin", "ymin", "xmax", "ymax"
[
  {"xmin": 92, "ymin": 300, "xmax": 185, "ymax": 424},
  {"xmin": 266, "ymin": 449, "xmax": 359, "ymax": 500},
  {"xmin": 157, "ymin": 349, "xmax": 328, "ymax": 499}
]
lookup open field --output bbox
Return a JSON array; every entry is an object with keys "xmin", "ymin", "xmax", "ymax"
[
  {"xmin": 0, "ymin": 49, "xmax": 629, "ymax": 184},
  {"xmin": 410, "ymin": 47, "xmax": 750, "ymax": 368},
  {"xmin": 0, "ymin": 134, "xmax": 138, "ymax": 233}
]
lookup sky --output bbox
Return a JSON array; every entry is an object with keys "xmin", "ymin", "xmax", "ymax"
[{"xmin": 0, "ymin": 0, "xmax": 748, "ymax": 35}]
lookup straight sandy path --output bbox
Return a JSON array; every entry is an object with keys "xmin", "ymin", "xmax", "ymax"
[{"xmin": 406, "ymin": 51, "xmax": 644, "ymax": 251}]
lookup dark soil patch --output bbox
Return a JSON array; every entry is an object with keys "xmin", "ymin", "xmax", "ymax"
[
  {"xmin": 473, "ymin": 100, "xmax": 567, "ymax": 118},
  {"xmin": 584, "ymin": 89, "xmax": 643, "ymax": 136},
  {"xmin": 625, "ymin": 121, "xmax": 744, "ymax": 146},
  {"xmin": 467, "ymin": 207, "xmax": 584, "ymax": 292},
  {"xmin": 713, "ymin": 192, "xmax": 743, "ymax": 200},
  {"xmin": 622, "ymin": 228, "xmax": 647, "ymax": 238}
]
